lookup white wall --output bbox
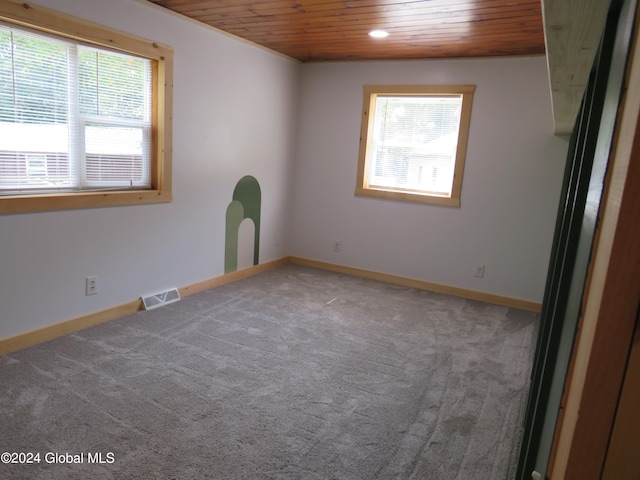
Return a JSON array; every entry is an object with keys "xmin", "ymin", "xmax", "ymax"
[
  {"xmin": 291, "ymin": 57, "xmax": 568, "ymax": 303},
  {"xmin": 0, "ymin": 0, "xmax": 300, "ymax": 340}
]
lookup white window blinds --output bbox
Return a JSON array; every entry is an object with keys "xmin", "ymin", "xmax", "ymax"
[
  {"xmin": 368, "ymin": 95, "xmax": 463, "ymax": 197},
  {"xmin": 0, "ymin": 23, "xmax": 152, "ymax": 194}
]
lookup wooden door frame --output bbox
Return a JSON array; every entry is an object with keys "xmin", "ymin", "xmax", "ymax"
[{"xmin": 602, "ymin": 313, "xmax": 640, "ymax": 478}]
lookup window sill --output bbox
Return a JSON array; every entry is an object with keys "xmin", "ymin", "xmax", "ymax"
[
  {"xmin": 0, "ymin": 189, "xmax": 172, "ymax": 214},
  {"xmin": 355, "ymin": 186, "xmax": 460, "ymax": 207}
]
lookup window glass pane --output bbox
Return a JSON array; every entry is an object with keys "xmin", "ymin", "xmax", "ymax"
[
  {"xmin": 0, "ymin": 26, "xmax": 70, "ymax": 191},
  {"xmin": 368, "ymin": 95, "xmax": 462, "ymax": 196},
  {"xmin": 79, "ymin": 47, "xmax": 150, "ymax": 121},
  {"xmin": 84, "ymin": 124, "xmax": 148, "ymax": 185},
  {"xmin": 0, "ymin": 28, "xmax": 69, "ymax": 125},
  {"xmin": 0, "ymin": 124, "xmax": 70, "ymax": 189}
]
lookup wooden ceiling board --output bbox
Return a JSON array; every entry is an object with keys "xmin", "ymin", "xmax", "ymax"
[
  {"xmin": 149, "ymin": 0, "xmax": 545, "ymax": 61},
  {"xmin": 144, "ymin": 0, "xmax": 613, "ymax": 134}
]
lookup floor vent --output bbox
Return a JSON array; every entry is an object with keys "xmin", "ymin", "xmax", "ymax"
[{"xmin": 141, "ymin": 288, "xmax": 181, "ymax": 311}]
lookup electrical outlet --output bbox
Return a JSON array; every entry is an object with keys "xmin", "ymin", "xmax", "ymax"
[
  {"xmin": 333, "ymin": 240, "xmax": 342, "ymax": 253},
  {"xmin": 86, "ymin": 276, "xmax": 98, "ymax": 296},
  {"xmin": 473, "ymin": 264, "xmax": 485, "ymax": 278}
]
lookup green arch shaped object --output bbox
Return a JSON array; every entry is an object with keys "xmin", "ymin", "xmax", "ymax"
[{"xmin": 225, "ymin": 175, "xmax": 261, "ymax": 273}]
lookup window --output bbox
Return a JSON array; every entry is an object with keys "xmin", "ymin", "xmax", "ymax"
[
  {"xmin": 356, "ymin": 85, "xmax": 474, "ymax": 207},
  {"xmin": 0, "ymin": 0, "xmax": 173, "ymax": 214}
]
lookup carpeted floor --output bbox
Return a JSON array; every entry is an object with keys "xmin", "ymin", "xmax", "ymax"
[{"xmin": 0, "ymin": 265, "xmax": 538, "ymax": 479}]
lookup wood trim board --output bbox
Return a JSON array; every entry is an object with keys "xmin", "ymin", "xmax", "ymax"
[
  {"xmin": 290, "ymin": 257, "xmax": 541, "ymax": 312},
  {"xmin": 0, "ymin": 300, "xmax": 143, "ymax": 357}
]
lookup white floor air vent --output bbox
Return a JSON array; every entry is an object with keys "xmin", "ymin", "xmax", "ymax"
[{"xmin": 141, "ymin": 288, "xmax": 181, "ymax": 311}]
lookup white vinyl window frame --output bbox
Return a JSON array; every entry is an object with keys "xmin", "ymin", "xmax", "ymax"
[
  {"xmin": 0, "ymin": 0, "xmax": 173, "ymax": 214},
  {"xmin": 356, "ymin": 85, "xmax": 475, "ymax": 207}
]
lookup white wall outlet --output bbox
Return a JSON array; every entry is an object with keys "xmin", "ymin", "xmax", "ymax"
[
  {"xmin": 86, "ymin": 276, "xmax": 98, "ymax": 296},
  {"xmin": 473, "ymin": 264, "xmax": 485, "ymax": 278},
  {"xmin": 333, "ymin": 240, "xmax": 342, "ymax": 253}
]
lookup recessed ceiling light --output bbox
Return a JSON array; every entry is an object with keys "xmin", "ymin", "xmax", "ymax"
[{"xmin": 368, "ymin": 30, "xmax": 389, "ymax": 39}]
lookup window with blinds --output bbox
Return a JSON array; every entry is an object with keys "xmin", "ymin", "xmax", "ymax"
[
  {"xmin": 356, "ymin": 85, "xmax": 475, "ymax": 207},
  {"xmin": 0, "ymin": 23, "xmax": 152, "ymax": 194},
  {"xmin": 0, "ymin": 0, "xmax": 172, "ymax": 215}
]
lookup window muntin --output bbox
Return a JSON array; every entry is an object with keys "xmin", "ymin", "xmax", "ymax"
[
  {"xmin": 0, "ymin": 0, "xmax": 173, "ymax": 214},
  {"xmin": 356, "ymin": 85, "xmax": 474, "ymax": 207}
]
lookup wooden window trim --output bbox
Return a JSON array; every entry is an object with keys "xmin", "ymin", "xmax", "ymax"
[
  {"xmin": 355, "ymin": 84, "xmax": 474, "ymax": 207},
  {"xmin": 0, "ymin": 0, "xmax": 173, "ymax": 214}
]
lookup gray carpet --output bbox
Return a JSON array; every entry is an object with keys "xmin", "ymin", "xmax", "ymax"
[{"xmin": 0, "ymin": 264, "xmax": 537, "ymax": 479}]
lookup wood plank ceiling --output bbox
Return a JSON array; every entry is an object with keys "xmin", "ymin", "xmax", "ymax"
[
  {"xmin": 146, "ymin": 0, "xmax": 613, "ymax": 134},
  {"xmin": 148, "ymin": 0, "xmax": 546, "ymax": 62}
]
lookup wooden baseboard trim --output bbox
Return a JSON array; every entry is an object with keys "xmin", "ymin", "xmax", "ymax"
[
  {"xmin": 0, "ymin": 300, "xmax": 142, "ymax": 356},
  {"xmin": 0, "ymin": 255, "xmax": 538, "ymax": 355},
  {"xmin": 178, "ymin": 257, "xmax": 291, "ymax": 297},
  {"xmin": 290, "ymin": 256, "xmax": 542, "ymax": 312},
  {"xmin": 0, "ymin": 257, "xmax": 290, "ymax": 356}
]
